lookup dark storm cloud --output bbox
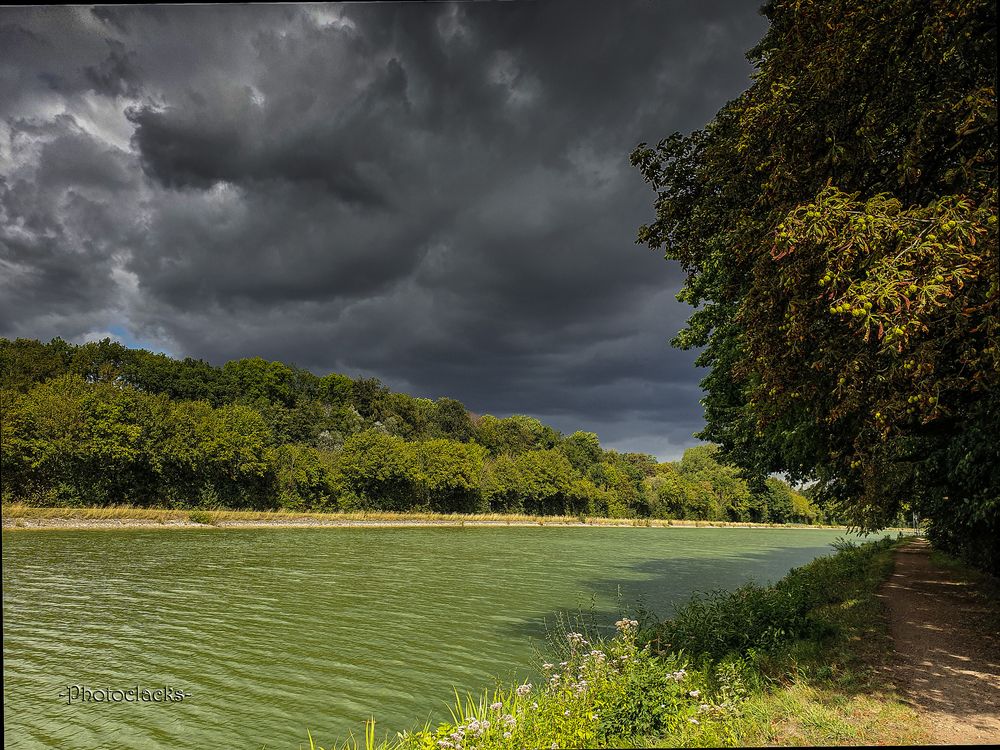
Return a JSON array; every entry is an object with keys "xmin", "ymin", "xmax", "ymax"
[
  {"xmin": 0, "ymin": 1, "xmax": 768, "ymax": 459},
  {"xmin": 84, "ymin": 39, "xmax": 142, "ymax": 98}
]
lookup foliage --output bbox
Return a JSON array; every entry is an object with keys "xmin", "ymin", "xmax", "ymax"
[
  {"xmin": 320, "ymin": 620, "xmax": 712, "ymax": 750},
  {"xmin": 335, "ymin": 431, "xmax": 415, "ymax": 511},
  {"xmin": 188, "ymin": 510, "xmax": 214, "ymax": 525},
  {"xmin": 560, "ymin": 431, "xmax": 604, "ymax": 474},
  {"xmin": 655, "ymin": 537, "xmax": 896, "ymax": 663},
  {"xmin": 1, "ymin": 337, "xmax": 825, "ymax": 520},
  {"xmin": 410, "ymin": 439, "xmax": 487, "ymax": 513},
  {"xmin": 473, "ymin": 414, "xmax": 558, "ymax": 455},
  {"xmin": 631, "ymin": 0, "xmax": 997, "ymax": 570}
]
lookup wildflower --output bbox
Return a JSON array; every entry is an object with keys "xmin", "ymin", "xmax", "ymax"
[
  {"xmin": 689, "ymin": 690, "xmax": 700, "ymax": 698},
  {"xmin": 559, "ymin": 661, "xmax": 568, "ymax": 667},
  {"xmin": 516, "ymin": 683, "xmax": 532, "ymax": 696},
  {"xmin": 591, "ymin": 714, "xmax": 598, "ymax": 720},
  {"xmin": 475, "ymin": 719, "xmax": 490, "ymax": 733},
  {"xmin": 699, "ymin": 703, "xmax": 710, "ymax": 713},
  {"xmin": 531, "ymin": 702, "xmax": 539, "ymax": 709},
  {"xmin": 542, "ymin": 663, "xmax": 554, "ymax": 671},
  {"xmin": 689, "ymin": 717, "xmax": 700, "ymax": 725},
  {"xmin": 503, "ymin": 732, "xmax": 511, "ymax": 739},
  {"xmin": 502, "ymin": 714, "xmax": 516, "ymax": 727},
  {"xmin": 490, "ymin": 702, "xmax": 502, "ymax": 711},
  {"xmin": 551, "ymin": 743, "xmax": 559, "ymax": 749},
  {"xmin": 563, "ymin": 710, "xmax": 571, "ymax": 716}
]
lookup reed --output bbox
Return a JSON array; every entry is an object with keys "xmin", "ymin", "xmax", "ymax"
[{"xmin": 1, "ymin": 502, "xmax": 855, "ymax": 530}]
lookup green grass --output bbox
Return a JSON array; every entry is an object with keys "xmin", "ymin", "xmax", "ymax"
[
  {"xmin": 649, "ymin": 537, "xmax": 927, "ymax": 746},
  {"xmin": 187, "ymin": 510, "xmax": 215, "ymax": 525},
  {"xmin": 302, "ymin": 536, "xmax": 928, "ymax": 749},
  {"xmin": 0, "ymin": 502, "xmax": 857, "ymax": 530}
]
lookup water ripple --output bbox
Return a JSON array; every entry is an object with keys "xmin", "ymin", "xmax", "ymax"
[{"xmin": 3, "ymin": 526, "xmax": 853, "ymax": 748}]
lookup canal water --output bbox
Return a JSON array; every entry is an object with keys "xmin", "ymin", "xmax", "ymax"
[{"xmin": 2, "ymin": 525, "xmax": 863, "ymax": 748}]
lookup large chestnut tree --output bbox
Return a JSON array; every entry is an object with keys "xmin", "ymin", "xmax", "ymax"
[{"xmin": 632, "ymin": 0, "xmax": 998, "ymax": 569}]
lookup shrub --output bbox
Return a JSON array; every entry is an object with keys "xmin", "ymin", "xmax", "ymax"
[{"xmin": 654, "ymin": 537, "xmax": 895, "ymax": 663}]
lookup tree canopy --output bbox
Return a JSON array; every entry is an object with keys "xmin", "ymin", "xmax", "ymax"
[
  {"xmin": 0, "ymin": 336, "xmax": 826, "ymax": 524},
  {"xmin": 631, "ymin": 0, "xmax": 997, "ymax": 570}
]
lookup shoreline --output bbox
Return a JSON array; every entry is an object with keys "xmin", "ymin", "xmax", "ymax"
[{"xmin": 0, "ymin": 504, "xmax": 886, "ymax": 532}]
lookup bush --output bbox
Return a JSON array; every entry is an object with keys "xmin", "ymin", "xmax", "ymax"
[
  {"xmin": 654, "ymin": 537, "xmax": 895, "ymax": 663},
  {"xmin": 188, "ymin": 510, "xmax": 213, "ymax": 525}
]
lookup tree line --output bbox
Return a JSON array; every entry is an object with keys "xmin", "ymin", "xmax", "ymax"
[
  {"xmin": 631, "ymin": 0, "xmax": 996, "ymax": 569},
  {"xmin": 0, "ymin": 337, "xmax": 826, "ymax": 522}
]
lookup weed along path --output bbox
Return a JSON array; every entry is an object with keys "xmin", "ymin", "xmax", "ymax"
[{"xmin": 878, "ymin": 539, "xmax": 1000, "ymax": 744}]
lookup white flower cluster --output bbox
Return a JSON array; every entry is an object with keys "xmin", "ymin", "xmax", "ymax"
[
  {"xmin": 435, "ymin": 708, "xmax": 518, "ymax": 749},
  {"xmin": 467, "ymin": 719, "xmax": 490, "ymax": 737}
]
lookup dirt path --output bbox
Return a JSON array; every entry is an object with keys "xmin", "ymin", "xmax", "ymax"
[{"xmin": 878, "ymin": 539, "xmax": 1000, "ymax": 744}]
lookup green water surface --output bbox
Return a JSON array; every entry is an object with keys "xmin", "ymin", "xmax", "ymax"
[{"xmin": 3, "ymin": 526, "xmax": 863, "ymax": 748}]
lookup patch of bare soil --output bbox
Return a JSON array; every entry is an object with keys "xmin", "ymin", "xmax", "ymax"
[{"xmin": 878, "ymin": 539, "xmax": 1000, "ymax": 744}]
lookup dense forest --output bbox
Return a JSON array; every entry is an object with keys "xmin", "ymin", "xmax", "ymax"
[
  {"xmin": 0, "ymin": 337, "xmax": 825, "ymax": 523},
  {"xmin": 632, "ymin": 0, "xmax": 996, "ymax": 569}
]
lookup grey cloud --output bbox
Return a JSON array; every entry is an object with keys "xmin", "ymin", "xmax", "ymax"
[
  {"xmin": 84, "ymin": 39, "xmax": 142, "ymax": 98},
  {"xmin": 0, "ymin": 1, "xmax": 767, "ymax": 459}
]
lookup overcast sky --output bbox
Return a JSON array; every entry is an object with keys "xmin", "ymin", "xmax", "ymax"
[{"xmin": 0, "ymin": 2, "xmax": 768, "ymax": 460}]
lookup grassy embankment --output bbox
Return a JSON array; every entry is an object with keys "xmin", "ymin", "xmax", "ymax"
[
  {"xmin": 309, "ymin": 536, "xmax": 927, "ymax": 749},
  {"xmin": 0, "ymin": 503, "xmax": 851, "ymax": 530}
]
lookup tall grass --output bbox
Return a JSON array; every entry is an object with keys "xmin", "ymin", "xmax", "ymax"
[{"xmin": 1, "ymin": 502, "xmax": 853, "ymax": 530}]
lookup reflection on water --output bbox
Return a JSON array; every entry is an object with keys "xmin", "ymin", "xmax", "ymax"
[{"xmin": 3, "ymin": 526, "xmax": 859, "ymax": 748}]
